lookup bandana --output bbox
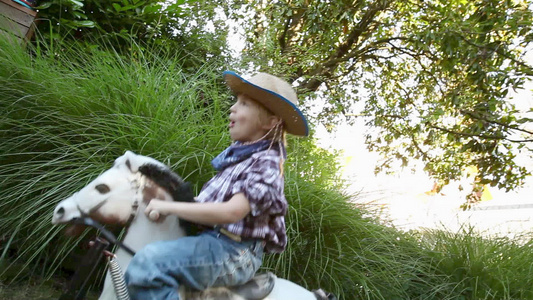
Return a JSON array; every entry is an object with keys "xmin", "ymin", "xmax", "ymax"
[{"xmin": 211, "ymin": 140, "xmax": 285, "ymax": 171}]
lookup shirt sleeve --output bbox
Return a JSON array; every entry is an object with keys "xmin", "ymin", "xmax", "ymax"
[{"xmin": 231, "ymin": 157, "xmax": 286, "ymax": 217}]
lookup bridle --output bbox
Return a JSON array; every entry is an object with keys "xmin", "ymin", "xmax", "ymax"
[
  {"xmin": 71, "ymin": 171, "xmax": 147, "ymax": 257},
  {"xmin": 70, "ymin": 217, "xmax": 137, "ymax": 256}
]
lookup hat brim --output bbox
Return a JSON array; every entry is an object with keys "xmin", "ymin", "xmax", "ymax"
[{"xmin": 223, "ymin": 71, "xmax": 309, "ymax": 136}]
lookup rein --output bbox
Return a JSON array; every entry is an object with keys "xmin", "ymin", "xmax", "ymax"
[{"xmin": 71, "ymin": 217, "xmax": 136, "ymax": 256}]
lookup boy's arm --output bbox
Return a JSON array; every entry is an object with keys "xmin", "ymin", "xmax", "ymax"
[{"xmin": 145, "ymin": 193, "xmax": 251, "ymax": 226}]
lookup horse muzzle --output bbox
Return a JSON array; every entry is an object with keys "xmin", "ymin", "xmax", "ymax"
[{"xmin": 52, "ymin": 196, "xmax": 82, "ymax": 225}]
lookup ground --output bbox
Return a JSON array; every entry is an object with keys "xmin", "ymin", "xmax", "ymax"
[{"xmin": 0, "ymin": 277, "xmax": 99, "ymax": 300}]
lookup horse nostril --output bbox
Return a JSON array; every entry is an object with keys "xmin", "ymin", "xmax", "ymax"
[{"xmin": 56, "ymin": 207, "xmax": 65, "ymax": 217}]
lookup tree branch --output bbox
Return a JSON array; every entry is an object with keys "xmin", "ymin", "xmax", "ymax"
[
  {"xmin": 300, "ymin": 0, "xmax": 392, "ymax": 92},
  {"xmin": 428, "ymin": 123, "xmax": 533, "ymax": 143},
  {"xmin": 461, "ymin": 109, "xmax": 533, "ymax": 134},
  {"xmin": 456, "ymin": 33, "xmax": 533, "ymax": 76},
  {"xmin": 279, "ymin": 1, "xmax": 307, "ymax": 55},
  {"xmin": 390, "ymin": 125, "xmax": 433, "ymax": 162}
]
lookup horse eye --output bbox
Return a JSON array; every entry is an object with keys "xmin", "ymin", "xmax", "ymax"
[{"xmin": 95, "ymin": 184, "xmax": 110, "ymax": 194}]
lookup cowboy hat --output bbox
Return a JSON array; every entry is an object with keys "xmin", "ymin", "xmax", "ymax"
[{"xmin": 223, "ymin": 70, "xmax": 309, "ymax": 136}]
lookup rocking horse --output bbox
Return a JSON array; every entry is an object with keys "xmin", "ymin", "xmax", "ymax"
[{"xmin": 52, "ymin": 151, "xmax": 336, "ymax": 300}]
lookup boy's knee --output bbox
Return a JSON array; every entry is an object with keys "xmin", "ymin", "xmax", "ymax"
[
  {"xmin": 125, "ymin": 246, "xmax": 157, "ymax": 282},
  {"xmin": 125, "ymin": 257, "xmax": 157, "ymax": 288},
  {"xmin": 132, "ymin": 242, "xmax": 163, "ymax": 264}
]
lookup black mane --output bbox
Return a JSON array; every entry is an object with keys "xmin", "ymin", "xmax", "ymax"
[
  {"xmin": 138, "ymin": 163, "xmax": 201, "ymax": 236},
  {"xmin": 138, "ymin": 163, "xmax": 194, "ymax": 203}
]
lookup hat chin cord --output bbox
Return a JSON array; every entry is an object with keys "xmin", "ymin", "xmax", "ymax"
[
  {"xmin": 267, "ymin": 121, "xmax": 286, "ymax": 176},
  {"xmin": 240, "ymin": 120, "xmax": 283, "ymax": 146}
]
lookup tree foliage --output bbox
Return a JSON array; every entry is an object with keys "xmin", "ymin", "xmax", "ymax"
[
  {"xmin": 34, "ymin": 0, "xmax": 233, "ymax": 70},
  {"xmin": 227, "ymin": 0, "xmax": 533, "ymax": 194}
]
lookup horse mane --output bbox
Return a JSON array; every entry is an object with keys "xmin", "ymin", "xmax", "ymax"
[
  {"xmin": 137, "ymin": 163, "xmax": 194, "ymax": 203},
  {"xmin": 137, "ymin": 163, "xmax": 202, "ymax": 236}
]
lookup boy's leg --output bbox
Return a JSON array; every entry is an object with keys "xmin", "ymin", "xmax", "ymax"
[{"xmin": 125, "ymin": 231, "xmax": 263, "ymax": 300}]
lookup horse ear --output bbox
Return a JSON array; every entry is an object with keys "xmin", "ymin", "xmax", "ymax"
[
  {"xmin": 124, "ymin": 150, "xmax": 140, "ymax": 172},
  {"xmin": 118, "ymin": 150, "xmax": 167, "ymax": 173},
  {"xmin": 114, "ymin": 151, "xmax": 140, "ymax": 173}
]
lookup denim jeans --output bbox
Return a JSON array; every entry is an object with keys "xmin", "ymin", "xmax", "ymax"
[{"xmin": 125, "ymin": 230, "xmax": 264, "ymax": 300}]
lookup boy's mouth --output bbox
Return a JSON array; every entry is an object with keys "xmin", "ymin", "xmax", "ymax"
[{"xmin": 229, "ymin": 121, "xmax": 235, "ymax": 128}]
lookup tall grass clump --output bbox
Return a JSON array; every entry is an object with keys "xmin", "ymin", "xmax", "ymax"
[
  {"xmin": 0, "ymin": 36, "xmax": 230, "ymax": 282},
  {"xmin": 416, "ymin": 227, "xmax": 533, "ymax": 299}
]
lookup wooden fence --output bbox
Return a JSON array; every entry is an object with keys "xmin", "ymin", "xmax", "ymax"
[{"xmin": 0, "ymin": 0, "xmax": 37, "ymax": 42}]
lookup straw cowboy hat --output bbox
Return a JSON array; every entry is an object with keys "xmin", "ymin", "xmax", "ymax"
[{"xmin": 223, "ymin": 70, "xmax": 309, "ymax": 136}]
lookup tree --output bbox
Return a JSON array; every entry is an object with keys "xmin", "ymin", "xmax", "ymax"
[{"xmin": 225, "ymin": 0, "xmax": 533, "ymax": 195}]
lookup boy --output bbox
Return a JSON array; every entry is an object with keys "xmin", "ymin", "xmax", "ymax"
[{"xmin": 125, "ymin": 70, "xmax": 308, "ymax": 299}]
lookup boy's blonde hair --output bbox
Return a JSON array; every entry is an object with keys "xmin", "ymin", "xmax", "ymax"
[{"xmin": 248, "ymin": 96, "xmax": 287, "ymax": 146}]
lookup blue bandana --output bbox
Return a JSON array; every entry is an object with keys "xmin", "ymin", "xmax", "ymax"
[{"xmin": 212, "ymin": 140, "xmax": 284, "ymax": 171}]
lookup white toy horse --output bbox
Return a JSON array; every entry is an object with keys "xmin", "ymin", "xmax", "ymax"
[{"xmin": 52, "ymin": 151, "xmax": 335, "ymax": 300}]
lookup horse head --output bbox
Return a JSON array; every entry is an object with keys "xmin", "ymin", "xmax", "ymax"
[{"xmin": 52, "ymin": 150, "xmax": 194, "ymax": 231}]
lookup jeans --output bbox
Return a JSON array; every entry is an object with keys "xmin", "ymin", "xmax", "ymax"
[{"xmin": 125, "ymin": 230, "xmax": 264, "ymax": 300}]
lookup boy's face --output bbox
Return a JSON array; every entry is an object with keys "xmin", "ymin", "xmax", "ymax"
[{"xmin": 229, "ymin": 94, "xmax": 269, "ymax": 143}]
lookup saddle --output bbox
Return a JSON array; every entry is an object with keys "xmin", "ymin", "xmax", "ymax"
[
  {"xmin": 186, "ymin": 272, "xmax": 276, "ymax": 300},
  {"xmin": 229, "ymin": 272, "xmax": 276, "ymax": 300}
]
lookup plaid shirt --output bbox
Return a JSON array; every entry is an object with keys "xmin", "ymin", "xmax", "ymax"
[{"xmin": 196, "ymin": 148, "xmax": 287, "ymax": 253}]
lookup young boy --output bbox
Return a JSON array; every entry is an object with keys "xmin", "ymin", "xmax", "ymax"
[{"xmin": 125, "ymin": 70, "xmax": 308, "ymax": 300}]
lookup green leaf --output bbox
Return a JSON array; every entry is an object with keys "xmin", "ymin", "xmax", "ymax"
[
  {"xmin": 72, "ymin": 11, "xmax": 87, "ymax": 19},
  {"xmin": 516, "ymin": 117, "xmax": 533, "ymax": 124},
  {"xmin": 143, "ymin": 4, "xmax": 162, "ymax": 14},
  {"xmin": 35, "ymin": 2, "xmax": 52, "ymax": 9},
  {"xmin": 72, "ymin": 20, "xmax": 95, "ymax": 28},
  {"xmin": 66, "ymin": 0, "xmax": 84, "ymax": 9},
  {"xmin": 112, "ymin": 3, "xmax": 122, "ymax": 12},
  {"xmin": 121, "ymin": 5, "xmax": 136, "ymax": 11}
]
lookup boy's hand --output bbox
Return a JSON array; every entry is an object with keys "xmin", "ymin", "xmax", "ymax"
[
  {"xmin": 145, "ymin": 199, "xmax": 167, "ymax": 221},
  {"xmin": 148, "ymin": 210, "xmax": 160, "ymax": 221}
]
